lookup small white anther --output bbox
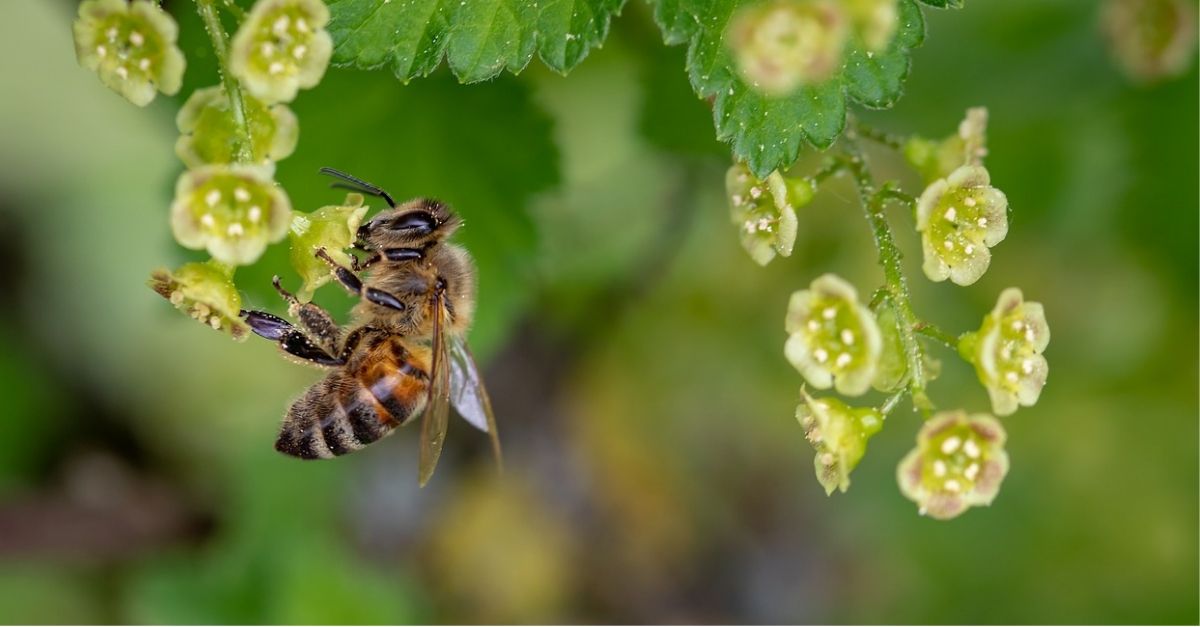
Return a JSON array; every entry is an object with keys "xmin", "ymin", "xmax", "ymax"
[
  {"xmin": 248, "ymin": 205, "xmax": 262, "ymax": 222},
  {"xmin": 269, "ymin": 61, "xmax": 285, "ymax": 75},
  {"xmin": 940, "ymin": 436, "xmax": 962, "ymax": 454},
  {"xmin": 1005, "ymin": 371, "xmax": 1019, "ymax": 383},
  {"xmin": 944, "ymin": 239, "xmax": 954, "ymax": 250},
  {"xmin": 840, "ymin": 329, "xmax": 855, "ymax": 345},
  {"xmin": 963, "ymin": 439, "xmax": 981, "ymax": 459},
  {"xmin": 933, "ymin": 460, "xmax": 947, "ymax": 477},
  {"xmin": 814, "ymin": 348, "xmax": 829, "ymax": 363},
  {"xmin": 944, "ymin": 207, "xmax": 957, "ymax": 221},
  {"xmin": 822, "ymin": 307, "xmax": 836, "ymax": 320},
  {"xmin": 96, "ymin": 44, "xmax": 107, "ymax": 57},
  {"xmin": 129, "ymin": 31, "xmax": 144, "ymax": 46},
  {"xmin": 227, "ymin": 223, "xmax": 244, "ymax": 237},
  {"xmin": 138, "ymin": 58, "xmax": 150, "ymax": 71},
  {"xmin": 273, "ymin": 15, "xmax": 290, "ymax": 34},
  {"xmin": 964, "ymin": 244, "xmax": 975, "ymax": 255},
  {"xmin": 115, "ymin": 65, "xmax": 128, "ymax": 79},
  {"xmin": 296, "ymin": 18, "xmax": 310, "ymax": 32},
  {"xmin": 292, "ymin": 44, "xmax": 308, "ymax": 59},
  {"xmin": 835, "ymin": 353, "xmax": 852, "ymax": 368},
  {"xmin": 200, "ymin": 213, "xmax": 215, "ymax": 227},
  {"xmin": 749, "ymin": 186, "xmax": 762, "ymax": 199},
  {"xmin": 964, "ymin": 463, "xmax": 980, "ymax": 480},
  {"xmin": 205, "ymin": 189, "xmax": 221, "ymax": 207},
  {"xmin": 234, "ymin": 187, "xmax": 250, "ymax": 202},
  {"xmin": 944, "ymin": 479, "xmax": 962, "ymax": 492},
  {"xmin": 1011, "ymin": 320, "xmax": 1025, "ymax": 331},
  {"xmin": 106, "ymin": 26, "xmax": 118, "ymax": 40},
  {"xmin": 261, "ymin": 42, "xmax": 277, "ymax": 56},
  {"xmin": 1025, "ymin": 328, "xmax": 1036, "ymax": 342},
  {"xmin": 731, "ymin": 194, "xmax": 744, "ymax": 206},
  {"xmin": 964, "ymin": 196, "xmax": 977, "ymax": 207},
  {"xmin": 807, "ymin": 320, "xmax": 820, "ymax": 332},
  {"xmin": 1022, "ymin": 359, "xmax": 1034, "ymax": 374}
]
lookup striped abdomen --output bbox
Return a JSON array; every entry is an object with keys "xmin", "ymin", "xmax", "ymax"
[{"xmin": 275, "ymin": 338, "xmax": 430, "ymax": 459}]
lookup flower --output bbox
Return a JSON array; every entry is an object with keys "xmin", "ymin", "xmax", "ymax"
[
  {"xmin": 170, "ymin": 165, "xmax": 292, "ymax": 266},
  {"xmin": 785, "ymin": 274, "xmax": 882, "ymax": 395},
  {"xmin": 726, "ymin": 0, "xmax": 849, "ymax": 95},
  {"xmin": 149, "ymin": 261, "xmax": 249, "ymax": 340},
  {"xmin": 903, "ymin": 107, "xmax": 988, "ymax": 184},
  {"xmin": 1101, "ymin": 0, "xmax": 1197, "ymax": 83},
  {"xmin": 845, "ymin": 0, "xmax": 899, "ymax": 52},
  {"xmin": 72, "ymin": 0, "xmax": 185, "ymax": 107},
  {"xmin": 959, "ymin": 288, "xmax": 1050, "ymax": 416},
  {"xmin": 289, "ymin": 193, "xmax": 370, "ymax": 301},
  {"xmin": 796, "ymin": 390, "xmax": 883, "ymax": 494},
  {"xmin": 726, "ymin": 163, "xmax": 807, "ymax": 266},
  {"xmin": 915, "ymin": 164, "xmax": 1008, "ymax": 286},
  {"xmin": 175, "ymin": 86, "xmax": 299, "ymax": 168},
  {"xmin": 230, "ymin": 0, "xmax": 333, "ymax": 103},
  {"xmin": 897, "ymin": 410, "xmax": 1009, "ymax": 520}
]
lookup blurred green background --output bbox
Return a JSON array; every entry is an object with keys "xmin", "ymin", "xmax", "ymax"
[{"xmin": 0, "ymin": 0, "xmax": 1196, "ymax": 623}]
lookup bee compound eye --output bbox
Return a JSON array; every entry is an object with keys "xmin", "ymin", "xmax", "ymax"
[{"xmin": 390, "ymin": 211, "xmax": 437, "ymax": 234}]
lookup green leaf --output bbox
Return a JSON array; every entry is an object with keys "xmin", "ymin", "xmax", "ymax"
[
  {"xmin": 651, "ymin": 0, "xmax": 926, "ymax": 178},
  {"xmin": 326, "ymin": 0, "xmax": 626, "ymax": 83},
  {"xmin": 915, "ymin": 0, "xmax": 963, "ymax": 8}
]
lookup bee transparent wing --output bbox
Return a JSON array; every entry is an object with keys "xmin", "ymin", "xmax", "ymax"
[
  {"xmin": 448, "ymin": 336, "xmax": 502, "ymax": 466},
  {"xmin": 418, "ymin": 291, "xmax": 451, "ymax": 487}
]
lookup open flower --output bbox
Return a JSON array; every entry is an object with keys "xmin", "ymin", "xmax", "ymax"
[
  {"xmin": 726, "ymin": 163, "xmax": 807, "ymax": 266},
  {"xmin": 960, "ymin": 288, "xmax": 1050, "ymax": 416},
  {"xmin": 1101, "ymin": 0, "xmax": 1197, "ymax": 83},
  {"xmin": 797, "ymin": 390, "xmax": 883, "ymax": 495},
  {"xmin": 916, "ymin": 164, "xmax": 1008, "ymax": 286},
  {"xmin": 230, "ymin": 0, "xmax": 332, "ymax": 103},
  {"xmin": 845, "ymin": 0, "xmax": 899, "ymax": 52},
  {"xmin": 903, "ymin": 107, "xmax": 988, "ymax": 184},
  {"xmin": 72, "ymin": 0, "xmax": 185, "ymax": 106},
  {"xmin": 149, "ymin": 261, "xmax": 249, "ymax": 340},
  {"xmin": 727, "ymin": 0, "xmax": 849, "ymax": 95},
  {"xmin": 170, "ymin": 165, "xmax": 292, "ymax": 266},
  {"xmin": 897, "ymin": 410, "xmax": 1009, "ymax": 520},
  {"xmin": 785, "ymin": 274, "xmax": 882, "ymax": 395},
  {"xmin": 176, "ymin": 86, "xmax": 299, "ymax": 168},
  {"xmin": 289, "ymin": 193, "xmax": 370, "ymax": 301}
]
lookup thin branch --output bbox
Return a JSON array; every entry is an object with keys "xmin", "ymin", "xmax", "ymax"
[
  {"xmin": 195, "ymin": 0, "xmax": 254, "ymax": 164},
  {"xmin": 850, "ymin": 117, "xmax": 908, "ymax": 151},
  {"xmin": 914, "ymin": 322, "xmax": 960, "ymax": 350}
]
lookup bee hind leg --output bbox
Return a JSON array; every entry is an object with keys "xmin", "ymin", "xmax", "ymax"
[{"xmin": 271, "ymin": 276, "xmax": 343, "ymax": 352}]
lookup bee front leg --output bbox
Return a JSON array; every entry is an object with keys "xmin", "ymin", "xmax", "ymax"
[
  {"xmin": 241, "ymin": 310, "xmax": 345, "ymax": 367},
  {"xmin": 316, "ymin": 248, "xmax": 407, "ymax": 312}
]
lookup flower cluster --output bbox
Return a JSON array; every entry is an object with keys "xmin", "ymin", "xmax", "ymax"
[
  {"xmin": 72, "ymin": 0, "xmax": 185, "ymax": 106},
  {"xmin": 915, "ymin": 164, "xmax": 1008, "ymax": 286},
  {"xmin": 785, "ymin": 274, "xmax": 882, "ymax": 396},
  {"xmin": 726, "ymin": 0, "xmax": 849, "ymax": 95},
  {"xmin": 725, "ymin": 163, "xmax": 807, "ymax": 266},
  {"xmin": 175, "ymin": 86, "xmax": 299, "ymax": 168},
  {"xmin": 797, "ymin": 390, "xmax": 883, "ymax": 495},
  {"xmin": 149, "ymin": 261, "xmax": 249, "ymax": 341},
  {"xmin": 289, "ymin": 193, "xmax": 370, "ymax": 301},
  {"xmin": 170, "ymin": 165, "xmax": 292, "ymax": 266},
  {"xmin": 897, "ymin": 411, "xmax": 1009, "ymax": 519},
  {"xmin": 230, "ymin": 0, "xmax": 333, "ymax": 103},
  {"xmin": 960, "ymin": 288, "xmax": 1050, "ymax": 416}
]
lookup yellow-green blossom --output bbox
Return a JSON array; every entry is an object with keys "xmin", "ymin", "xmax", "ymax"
[
  {"xmin": 797, "ymin": 390, "xmax": 883, "ymax": 495},
  {"xmin": 1101, "ymin": 0, "xmax": 1198, "ymax": 83},
  {"xmin": 726, "ymin": 163, "xmax": 806, "ymax": 266},
  {"xmin": 960, "ymin": 288, "xmax": 1050, "ymax": 416},
  {"xmin": 897, "ymin": 410, "xmax": 1009, "ymax": 520},
  {"xmin": 289, "ymin": 193, "xmax": 370, "ymax": 301},
  {"xmin": 726, "ymin": 0, "xmax": 849, "ymax": 95},
  {"xmin": 916, "ymin": 164, "xmax": 1008, "ymax": 286},
  {"xmin": 170, "ymin": 165, "xmax": 292, "ymax": 266},
  {"xmin": 176, "ymin": 86, "xmax": 299, "ymax": 168},
  {"xmin": 73, "ymin": 0, "xmax": 185, "ymax": 106},
  {"xmin": 903, "ymin": 107, "xmax": 988, "ymax": 184},
  {"xmin": 230, "ymin": 0, "xmax": 333, "ymax": 103},
  {"xmin": 785, "ymin": 274, "xmax": 882, "ymax": 395},
  {"xmin": 149, "ymin": 261, "xmax": 249, "ymax": 340}
]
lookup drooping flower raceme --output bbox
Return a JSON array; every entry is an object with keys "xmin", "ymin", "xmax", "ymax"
[
  {"xmin": 796, "ymin": 390, "xmax": 883, "ymax": 495},
  {"xmin": 726, "ymin": 0, "xmax": 849, "ymax": 95},
  {"xmin": 149, "ymin": 261, "xmax": 249, "ymax": 340},
  {"xmin": 785, "ymin": 274, "xmax": 882, "ymax": 395},
  {"xmin": 916, "ymin": 164, "xmax": 1008, "ymax": 286},
  {"xmin": 903, "ymin": 107, "xmax": 988, "ymax": 184},
  {"xmin": 230, "ymin": 0, "xmax": 333, "ymax": 103},
  {"xmin": 960, "ymin": 288, "xmax": 1050, "ymax": 416},
  {"xmin": 289, "ymin": 193, "xmax": 370, "ymax": 301},
  {"xmin": 726, "ymin": 163, "xmax": 807, "ymax": 266},
  {"xmin": 170, "ymin": 165, "xmax": 292, "ymax": 266},
  {"xmin": 73, "ymin": 0, "xmax": 185, "ymax": 107},
  {"xmin": 897, "ymin": 410, "xmax": 1009, "ymax": 520},
  {"xmin": 176, "ymin": 86, "xmax": 299, "ymax": 168}
]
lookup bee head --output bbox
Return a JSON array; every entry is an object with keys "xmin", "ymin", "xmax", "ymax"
[{"xmin": 356, "ymin": 198, "xmax": 461, "ymax": 250}]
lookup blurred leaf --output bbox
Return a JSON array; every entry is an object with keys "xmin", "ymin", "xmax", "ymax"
[
  {"xmin": 648, "ymin": 0, "xmax": 925, "ymax": 177},
  {"xmin": 327, "ymin": 0, "xmax": 626, "ymax": 83}
]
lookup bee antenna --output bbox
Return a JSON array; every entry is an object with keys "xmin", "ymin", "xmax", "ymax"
[{"xmin": 319, "ymin": 167, "xmax": 396, "ymax": 208}]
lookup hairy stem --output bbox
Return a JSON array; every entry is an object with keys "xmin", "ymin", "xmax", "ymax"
[
  {"xmin": 914, "ymin": 322, "xmax": 960, "ymax": 350},
  {"xmin": 844, "ymin": 140, "xmax": 932, "ymax": 412},
  {"xmin": 851, "ymin": 117, "xmax": 908, "ymax": 151},
  {"xmin": 195, "ymin": 0, "xmax": 253, "ymax": 164}
]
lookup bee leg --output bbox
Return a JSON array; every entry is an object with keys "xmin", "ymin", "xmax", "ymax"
[
  {"xmin": 241, "ymin": 310, "xmax": 345, "ymax": 366},
  {"xmin": 272, "ymin": 276, "xmax": 342, "ymax": 352},
  {"xmin": 316, "ymin": 248, "xmax": 407, "ymax": 312},
  {"xmin": 352, "ymin": 251, "xmax": 381, "ymax": 272}
]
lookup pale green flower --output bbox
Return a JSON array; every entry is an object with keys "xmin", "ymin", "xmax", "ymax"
[
  {"xmin": 916, "ymin": 164, "xmax": 1008, "ymax": 286},
  {"xmin": 903, "ymin": 107, "xmax": 988, "ymax": 184},
  {"xmin": 175, "ymin": 86, "xmax": 299, "ymax": 168},
  {"xmin": 73, "ymin": 0, "xmax": 185, "ymax": 106},
  {"xmin": 785, "ymin": 274, "xmax": 882, "ymax": 395},
  {"xmin": 897, "ymin": 410, "xmax": 1009, "ymax": 520},
  {"xmin": 230, "ymin": 0, "xmax": 333, "ymax": 103},
  {"xmin": 170, "ymin": 165, "xmax": 292, "ymax": 266},
  {"xmin": 149, "ymin": 261, "xmax": 249, "ymax": 340},
  {"xmin": 726, "ymin": 163, "xmax": 806, "ymax": 266},
  {"xmin": 797, "ymin": 390, "xmax": 883, "ymax": 495},
  {"xmin": 1102, "ymin": 0, "xmax": 1198, "ymax": 83},
  {"xmin": 726, "ymin": 0, "xmax": 849, "ymax": 95},
  {"xmin": 960, "ymin": 288, "xmax": 1050, "ymax": 416},
  {"xmin": 289, "ymin": 193, "xmax": 370, "ymax": 301}
]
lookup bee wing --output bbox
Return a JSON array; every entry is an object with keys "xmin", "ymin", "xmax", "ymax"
[
  {"xmin": 448, "ymin": 336, "xmax": 502, "ymax": 466},
  {"xmin": 418, "ymin": 290, "xmax": 451, "ymax": 487}
]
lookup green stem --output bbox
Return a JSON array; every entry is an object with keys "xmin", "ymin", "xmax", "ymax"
[
  {"xmin": 844, "ymin": 140, "xmax": 932, "ymax": 412},
  {"xmin": 851, "ymin": 117, "xmax": 908, "ymax": 151},
  {"xmin": 914, "ymin": 322, "xmax": 960, "ymax": 350},
  {"xmin": 219, "ymin": 0, "xmax": 245, "ymax": 19},
  {"xmin": 195, "ymin": 0, "xmax": 253, "ymax": 164},
  {"xmin": 808, "ymin": 157, "xmax": 848, "ymax": 186},
  {"xmin": 879, "ymin": 389, "xmax": 906, "ymax": 416}
]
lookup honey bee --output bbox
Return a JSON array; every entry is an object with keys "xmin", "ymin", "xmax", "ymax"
[{"xmin": 240, "ymin": 168, "xmax": 500, "ymax": 485}]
